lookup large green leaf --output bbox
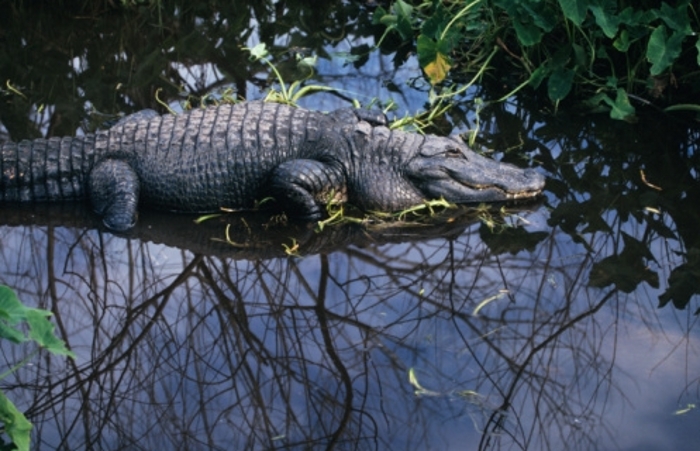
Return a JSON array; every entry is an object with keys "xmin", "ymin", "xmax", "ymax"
[
  {"xmin": 646, "ymin": 25, "xmax": 685, "ymax": 75},
  {"xmin": 0, "ymin": 285, "xmax": 75, "ymax": 357}
]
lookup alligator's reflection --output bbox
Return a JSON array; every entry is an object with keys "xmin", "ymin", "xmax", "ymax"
[{"xmin": 0, "ymin": 201, "xmax": 666, "ymax": 451}]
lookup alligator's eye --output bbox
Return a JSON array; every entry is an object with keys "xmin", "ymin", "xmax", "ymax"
[{"xmin": 445, "ymin": 148, "xmax": 463, "ymax": 158}]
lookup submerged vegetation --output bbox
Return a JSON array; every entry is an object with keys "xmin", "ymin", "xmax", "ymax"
[{"xmin": 374, "ymin": 0, "xmax": 700, "ymax": 120}]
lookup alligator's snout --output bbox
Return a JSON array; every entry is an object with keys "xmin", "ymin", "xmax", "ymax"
[{"xmin": 513, "ymin": 168, "xmax": 546, "ymax": 195}]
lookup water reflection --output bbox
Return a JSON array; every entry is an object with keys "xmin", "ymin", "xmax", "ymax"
[
  {"xmin": 1, "ymin": 1, "xmax": 700, "ymax": 450},
  {"xmin": 0, "ymin": 191, "xmax": 698, "ymax": 450}
]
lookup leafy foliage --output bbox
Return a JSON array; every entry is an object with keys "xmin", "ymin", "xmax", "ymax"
[
  {"xmin": 373, "ymin": 0, "xmax": 700, "ymax": 119},
  {"xmin": 0, "ymin": 285, "xmax": 75, "ymax": 451}
]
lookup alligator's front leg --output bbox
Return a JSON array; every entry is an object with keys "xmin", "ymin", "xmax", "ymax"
[
  {"xmin": 269, "ymin": 159, "xmax": 346, "ymax": 220},
  {"xmin": 88, "ymin": 158, "xmax": 140, "ymax": 232}
]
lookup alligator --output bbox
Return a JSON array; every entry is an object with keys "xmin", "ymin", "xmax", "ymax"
[{"xmin": 0, "ymin": 101, "xmax": 545, "ymax": 231}]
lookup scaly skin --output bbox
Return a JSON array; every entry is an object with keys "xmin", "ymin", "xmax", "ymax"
[{"xmin": 0, "ymin": 101, "xmax": 545, "ymax": 231}]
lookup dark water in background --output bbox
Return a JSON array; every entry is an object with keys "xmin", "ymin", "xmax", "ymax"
[{"xmin": 1, "ymin": 2, "xmax": 699, "ymax": 450}]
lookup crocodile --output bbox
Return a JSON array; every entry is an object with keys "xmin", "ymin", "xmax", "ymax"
[{"xmin": 0, "ymin": 101, "xmax": 545, "ymax": 231}]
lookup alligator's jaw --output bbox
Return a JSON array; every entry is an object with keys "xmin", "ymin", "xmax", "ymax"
[
  {"xmin": 406, "ymin": 136, "xmax": 546, "ymax": 205},
  {"xmin": 444, "ymin": 167, "xmax": 545, "ymax": 203}
]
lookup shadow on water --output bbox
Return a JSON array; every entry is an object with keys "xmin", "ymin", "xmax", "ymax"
[{"xmin": 1, "ymin": 2, "xmax": 700, "ymax": 450}]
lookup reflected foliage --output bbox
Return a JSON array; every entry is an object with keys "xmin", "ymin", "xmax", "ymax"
[
  {"xmin": 474, "ymin": 95, "xmax": 700, "ymax": 312},
  {"xmin": 0, "ymin": 0, "xmax": 377, "ymax": 140}
]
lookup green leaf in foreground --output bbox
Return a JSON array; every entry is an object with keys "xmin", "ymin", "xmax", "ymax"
[
  {"xmin": 0, "ymin": 286, "xmax": 75, "ymax": 357},
  {"xmin": 26, "ymin": 310, "xmax": 75, "ymax": 357},
  {"xmin": 0, "ymin": 391, "xmax": 31, "ymax": 451}
]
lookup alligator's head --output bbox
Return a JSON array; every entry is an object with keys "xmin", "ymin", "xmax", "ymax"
[{"xmin": 406, "ymin": 135, "xmax": 545, "ymax": 204}]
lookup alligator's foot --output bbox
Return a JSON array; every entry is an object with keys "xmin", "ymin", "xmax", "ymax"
[
  {"xmin": 269, "ymin": 159, "xmax": 347, "ymax": 221},
  {"xmin": 88, "ymin": 158, "xmax": 140, "ymax": 232}
]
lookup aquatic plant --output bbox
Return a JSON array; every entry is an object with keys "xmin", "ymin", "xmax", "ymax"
[
  {"xmin": 373, "ymin": 0, "xmax": 700, "ymax": 120},
  {"xmin": 0, "ymin": 285, "xmax": 75, "ymax": 451}
]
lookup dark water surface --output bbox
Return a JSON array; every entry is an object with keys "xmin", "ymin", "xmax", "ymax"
[{"xmin": 1, "ymin": 2, "xmax": 699, "ymax": 450}]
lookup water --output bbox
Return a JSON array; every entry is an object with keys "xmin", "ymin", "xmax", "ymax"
[{"xmin": 0, "ymin": 2, "xmax": 699, "ymax": 450}]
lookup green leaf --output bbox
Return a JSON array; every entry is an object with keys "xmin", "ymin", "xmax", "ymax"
[
  {"xmin": 392, "ymin": 0, "xmax": 414, "ymax": 40},
  {"xmin": 590, "ymin": 5, "xmax": 620, "ymax": 38},
  {"xmin": 26, "ymin": 310, "xmax": 75, "ymax": 358},
  {"xmin": 659, "ymin": 1, "xmax": 691, "ymax": 35},
  {"xmin": 613, "ymin": 29, "xmax": 630, "ymax": 52},
  {"xmin": 0, "ymin": 323, "xmax": 26, "ymax": 344},
  {"xmin": 572, "ymin": 43, "xmax": 587, "ymax": 68},
  {"xmin": 0, "ymin": 391, "xmax": 31, "ymax": 451},
  {"xmin": 603, "ymin": 88, "xmax": 636, "ymax": 121},
  {"xmin": 646, "ymin": 25, "xmax": 685, "ymax": 75},
  {"xmin": 0, "ymin": 287, "xmax": 29, "ymax": 344},
  {"xmin": 521, "ymin": 1, "xmax": 556, "ymax": 32},
  {"xmin": 513, "ymin": 19, "xmax": 542, "ymax": 46},
  {"xmin": 372, "ymin": 5, "xmax": 388, "ymax": 25},
  {"xmin": 494, "ymin": 0, "xmax": 548, "ymax": 45},
  {"xmin": 696, "ymin": 36, "xmax": 700, "ymax": 67},
  {"xmin": 528, "ymin": 64, "xmax": 549, "ymax": 89},
  {"xmin": 548, "ymin": 67, "xmax": 575, "ymax": 101},
  {"xmin": 417, "ymin": 34, "xmax": 437, "ymax": 67},
  {"xmin": 420, "ymin": 2, "xmax": 448, "ymax": 40},
  {"xmin": 558, "ymin": 0, "xmax": 586, "ymax": 26},
  {"xmin": 393, "ymin": 0, "xmax": 412, "ymax": 20},
  {"xmin": 0, "ymin": 286, "xmax": 29, "ymax": 325},
  {"xmin": 0, "ymin": 285, "xmax": 75, "ymax": 358},
  {"xmin": 245, "ymin": 43, "xmax": 269, "ymax": 61}
]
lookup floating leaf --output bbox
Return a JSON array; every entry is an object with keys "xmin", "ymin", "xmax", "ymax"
[
  {"xmin": 472, "ymin": 291, "xmax": 508, "ymax": 316},
  {"xmin": 674, "ymin": 403, "xmax": 697, "ymax": 415},
  {"xmin": 408, "ymin": 368, "xmax": 441, "ymax": 397}
]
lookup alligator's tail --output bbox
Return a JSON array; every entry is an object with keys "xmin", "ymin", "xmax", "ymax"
[{"xmin": 0, "ymin": 135, "xmax": 96, "ymax": 202}]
